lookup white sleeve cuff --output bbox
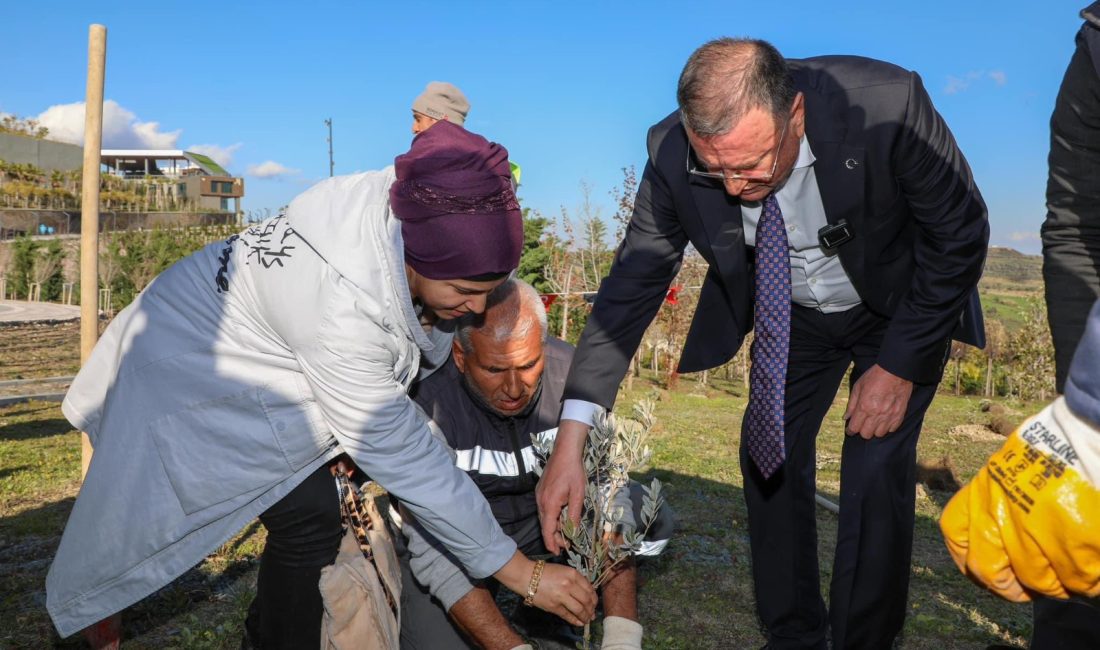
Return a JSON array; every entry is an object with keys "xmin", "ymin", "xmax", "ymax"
[{"xmin": 561, "ymin": 399, "xmax": 604, "ymax": 427}]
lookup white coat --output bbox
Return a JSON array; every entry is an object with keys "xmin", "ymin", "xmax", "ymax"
[{"xmin": 46, "ymin": 168, "xmax": 517, "ymax": 638}]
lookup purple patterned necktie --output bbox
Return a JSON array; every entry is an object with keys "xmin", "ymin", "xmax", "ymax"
[{"xmin": 746, "ymin": 194, "xmax": 791, "ymax": 478}]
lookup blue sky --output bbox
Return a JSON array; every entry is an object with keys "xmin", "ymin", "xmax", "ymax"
[{"xmin": 0, "ymin": 1, "xmax": 1086, "ymax": 253}]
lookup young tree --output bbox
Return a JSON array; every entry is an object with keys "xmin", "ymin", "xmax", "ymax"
[
  {"xmin": 544, "ymin": 181, "xmax": 615, "ymax": 344},
  {"xmin": 949, "ymin": 341, "xmax": 968, "ymax": 396},
  {"xmin": 543, "ymin": 224, "xmax": 576, "ymax": 341},
  {"xmin": 0, "ymin": 113, "xmax": 49, "ymax": 139},
  {"xmin": 34, "ymin": 239, "xmax": 66, "ymax": 302},
  {"xmin": 532, "ymin": 401, "xmax": 664, "ymax": 650},
  {"xmin": 651, "ymin": 253, "xmax": 705, "ymax": 387},
  {"xmin": 574, "ymin": 181, "xmax": 612, "ymax": 293},
  {"xmin": 1006, "ymin": 299, "xmax": 1056, "ymax": 401},
  {"xmin": 984, "ymin": 320, "xmax": 1009, "ymax": 397},
  {"xmin": 609, "ymin": 165, "xmax": 637, "ymax": 243},
  {"xmin": 6, "ymin": 236, "xmax": 39, "ymax": 299}
]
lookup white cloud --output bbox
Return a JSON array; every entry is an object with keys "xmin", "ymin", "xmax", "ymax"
[
  {"xmin": 1008, "ymin": 231, "xmax": 1040, "ymax": 242},
  {"xmin": 247, "ymin": 160, "xmax": 300, "ymax": 179},
  {"xmin": 187, "ymin": 142, "xmax": 242, "ymax": 168},
  {"xmin": 944, "ymin": 71, "xmax": 982, "ymax": 95},
  {"xmin": 34, "ymin": 99, "xmax": 182, "ymax": 149},
  {"xmin": 943, "ymin": 77, "xmax": 967, "ymax": 95},
  {"xmin": 945, "ymin": 70, "xmax": 1007, "ymax": 94}
]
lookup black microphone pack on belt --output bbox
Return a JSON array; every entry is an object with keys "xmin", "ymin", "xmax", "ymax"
[{"xmin": 817, "ymin": 219, "xmax": 854, "ymax": 251}]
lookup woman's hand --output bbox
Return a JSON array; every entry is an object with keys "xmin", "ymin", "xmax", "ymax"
[
  {"xmin": 493, "ymin": 551, "xmax": 596, "ymax": 626},
  {"xmin": 529, "ymin": 562, "xmax": 598, "ymax": 626}
]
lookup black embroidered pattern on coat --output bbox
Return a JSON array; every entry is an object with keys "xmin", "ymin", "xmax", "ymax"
[
  {"xmin": 212, "ymin": 216, "xmax": 301, "ymax": 293},
  {"xmin": 214, "ymin": 234, "xmax": 239, "ymax": 293},
  {"xmin": 243, "ymin": 217, "xmax": 298, "ymax": 269}
]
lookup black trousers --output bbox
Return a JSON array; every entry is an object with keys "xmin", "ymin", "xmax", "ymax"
[
  {"xmin": 741, "ymin": 304, "xmax": 942, "ymax": 650},
  {"xmin": 1031, "ymin": 596, "xmax": 1100, "ymax": 650},
  {"xmin": 244, "ymin": 464, "xmax": 343, "ymax": 649}
]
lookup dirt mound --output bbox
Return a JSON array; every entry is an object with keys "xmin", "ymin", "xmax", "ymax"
[
  {"xmin": 916, "ymin": 456, "xmax": 961, "ymax": 492},
  {"xmin": 947, "ymin": 423, "xmax": 1005, "ymax": 442}
]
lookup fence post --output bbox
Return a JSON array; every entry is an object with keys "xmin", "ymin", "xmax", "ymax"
[
  {"xmin": 80, "ymin": 24, "xmax": 107, "ymax": 481},
  {"xmin": 98, "ymin": 287, "xmax": 112, "ymax": 316}
]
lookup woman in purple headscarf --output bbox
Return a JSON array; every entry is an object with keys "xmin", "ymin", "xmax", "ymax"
[{"xmin": 47, "ymin": 122, "xmax": 596, "ymax": 648}]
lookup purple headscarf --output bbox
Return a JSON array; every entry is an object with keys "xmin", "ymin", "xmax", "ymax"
[{"xmin": 390, "ymin": 121, "xmax": 522, "ymax": 280}]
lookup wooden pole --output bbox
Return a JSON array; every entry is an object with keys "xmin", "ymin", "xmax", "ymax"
[{"xmin": 79, "ymin": 24, "xmax": 107, "ymax": 479}]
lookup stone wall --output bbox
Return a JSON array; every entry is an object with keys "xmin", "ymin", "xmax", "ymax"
[{"xmin": 0, "ymin": 133, "xmax": 83, "ymax": 171}]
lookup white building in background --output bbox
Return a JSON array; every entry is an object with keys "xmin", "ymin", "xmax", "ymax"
[{"xmin": 101, "ymin": 149, "xmax": 244, "ymax": 213}]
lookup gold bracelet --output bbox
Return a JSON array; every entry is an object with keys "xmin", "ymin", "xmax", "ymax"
[{"xmin": 523, "ymin": 559, "xmax": 546, "ymax": 607}]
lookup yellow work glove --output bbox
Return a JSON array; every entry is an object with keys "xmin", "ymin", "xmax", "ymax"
[{"xmin": 940, "ymin": 397, "xmax": 1100, "ymax": 602}]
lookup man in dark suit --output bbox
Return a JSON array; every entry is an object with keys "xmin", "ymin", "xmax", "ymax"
[
  {"xmin": 1034, "ymin": 4, "xmax": 1100, "ymax": 648},
  {"xmin": 536, "ymin": 38, "xmax": 988, "ymax": 649}
]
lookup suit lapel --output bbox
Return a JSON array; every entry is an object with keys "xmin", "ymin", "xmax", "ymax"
[
  {"xmin": 689, "ymin": 178, "xmax": 745, "ymax": 259},
  {"xmin": 687, "ymin": 175, "xmax": 752, "ymax": 312}
]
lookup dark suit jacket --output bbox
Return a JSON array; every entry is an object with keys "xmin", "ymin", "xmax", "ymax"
[
  {"xmin": 1042, "ymin": 6, "xmax": 1100, "ymax": 392},
  {"xmin": 565, "ymin": 55, "xmax": 989, "ymax": 409}
]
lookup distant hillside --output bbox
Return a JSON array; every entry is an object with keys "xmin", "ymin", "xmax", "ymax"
[
  {"xmin": 980, "ymin": 246, "xmax": 1043, "ymax": 292},
  {"xmin": 978, "ymin": 247, "xmax": 1044, "ymax": 333}
]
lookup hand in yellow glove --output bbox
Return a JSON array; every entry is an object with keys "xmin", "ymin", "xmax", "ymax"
[{"xmin": 940, "ymin": 397, "xmax": 1100, "ymax": 602}]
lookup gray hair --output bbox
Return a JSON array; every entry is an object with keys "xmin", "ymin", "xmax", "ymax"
[
  {"xmin": 676, "ymin": 37, "xmax": 795, "ymax": 137},
  {"xmin": 456, "ymin": 278, "xmax": 548, "ymax": 353}
]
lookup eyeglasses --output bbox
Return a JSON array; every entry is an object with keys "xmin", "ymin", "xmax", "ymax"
[{"xmin": 686, "ymin": 112, "xmax": 791, "ymax": 182}]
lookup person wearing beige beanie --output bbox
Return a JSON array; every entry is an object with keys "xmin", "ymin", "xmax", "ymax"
[{"xmin": 411, "ymin": 81, "xmax": 470, "ymax": 135}]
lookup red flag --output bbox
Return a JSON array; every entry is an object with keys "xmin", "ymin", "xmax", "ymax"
[
  {"xmin": 539, "ymin": 294, "xmax": 558, "ymax": 312},
  {"xmin": 665, "ymin": 285, "xmax": 683, "ymax": 304}
]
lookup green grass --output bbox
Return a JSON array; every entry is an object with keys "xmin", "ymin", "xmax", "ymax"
[
  {"xmin": 1, "ymin": 371, "xmax": 1042, "ymax": 648},
  {"xmin": 0, "ymin": 401, "xmax": 265, "ymax": 649},
  {"xmin": 975, "ymin": 246, "xmax": 1044, "ymax": 334},
  {"xmin": 980, "ymin": 290, "xmax": 1039, "ymax": 333},
  {"xmin": 615, "ymin": 373, "xmax": 1037, "ymax": 649}
]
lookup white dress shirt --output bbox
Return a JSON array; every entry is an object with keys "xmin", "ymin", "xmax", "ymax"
[{"xmin": 741, "ymin": 134, "xmax": 861, "ymax": 314}]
